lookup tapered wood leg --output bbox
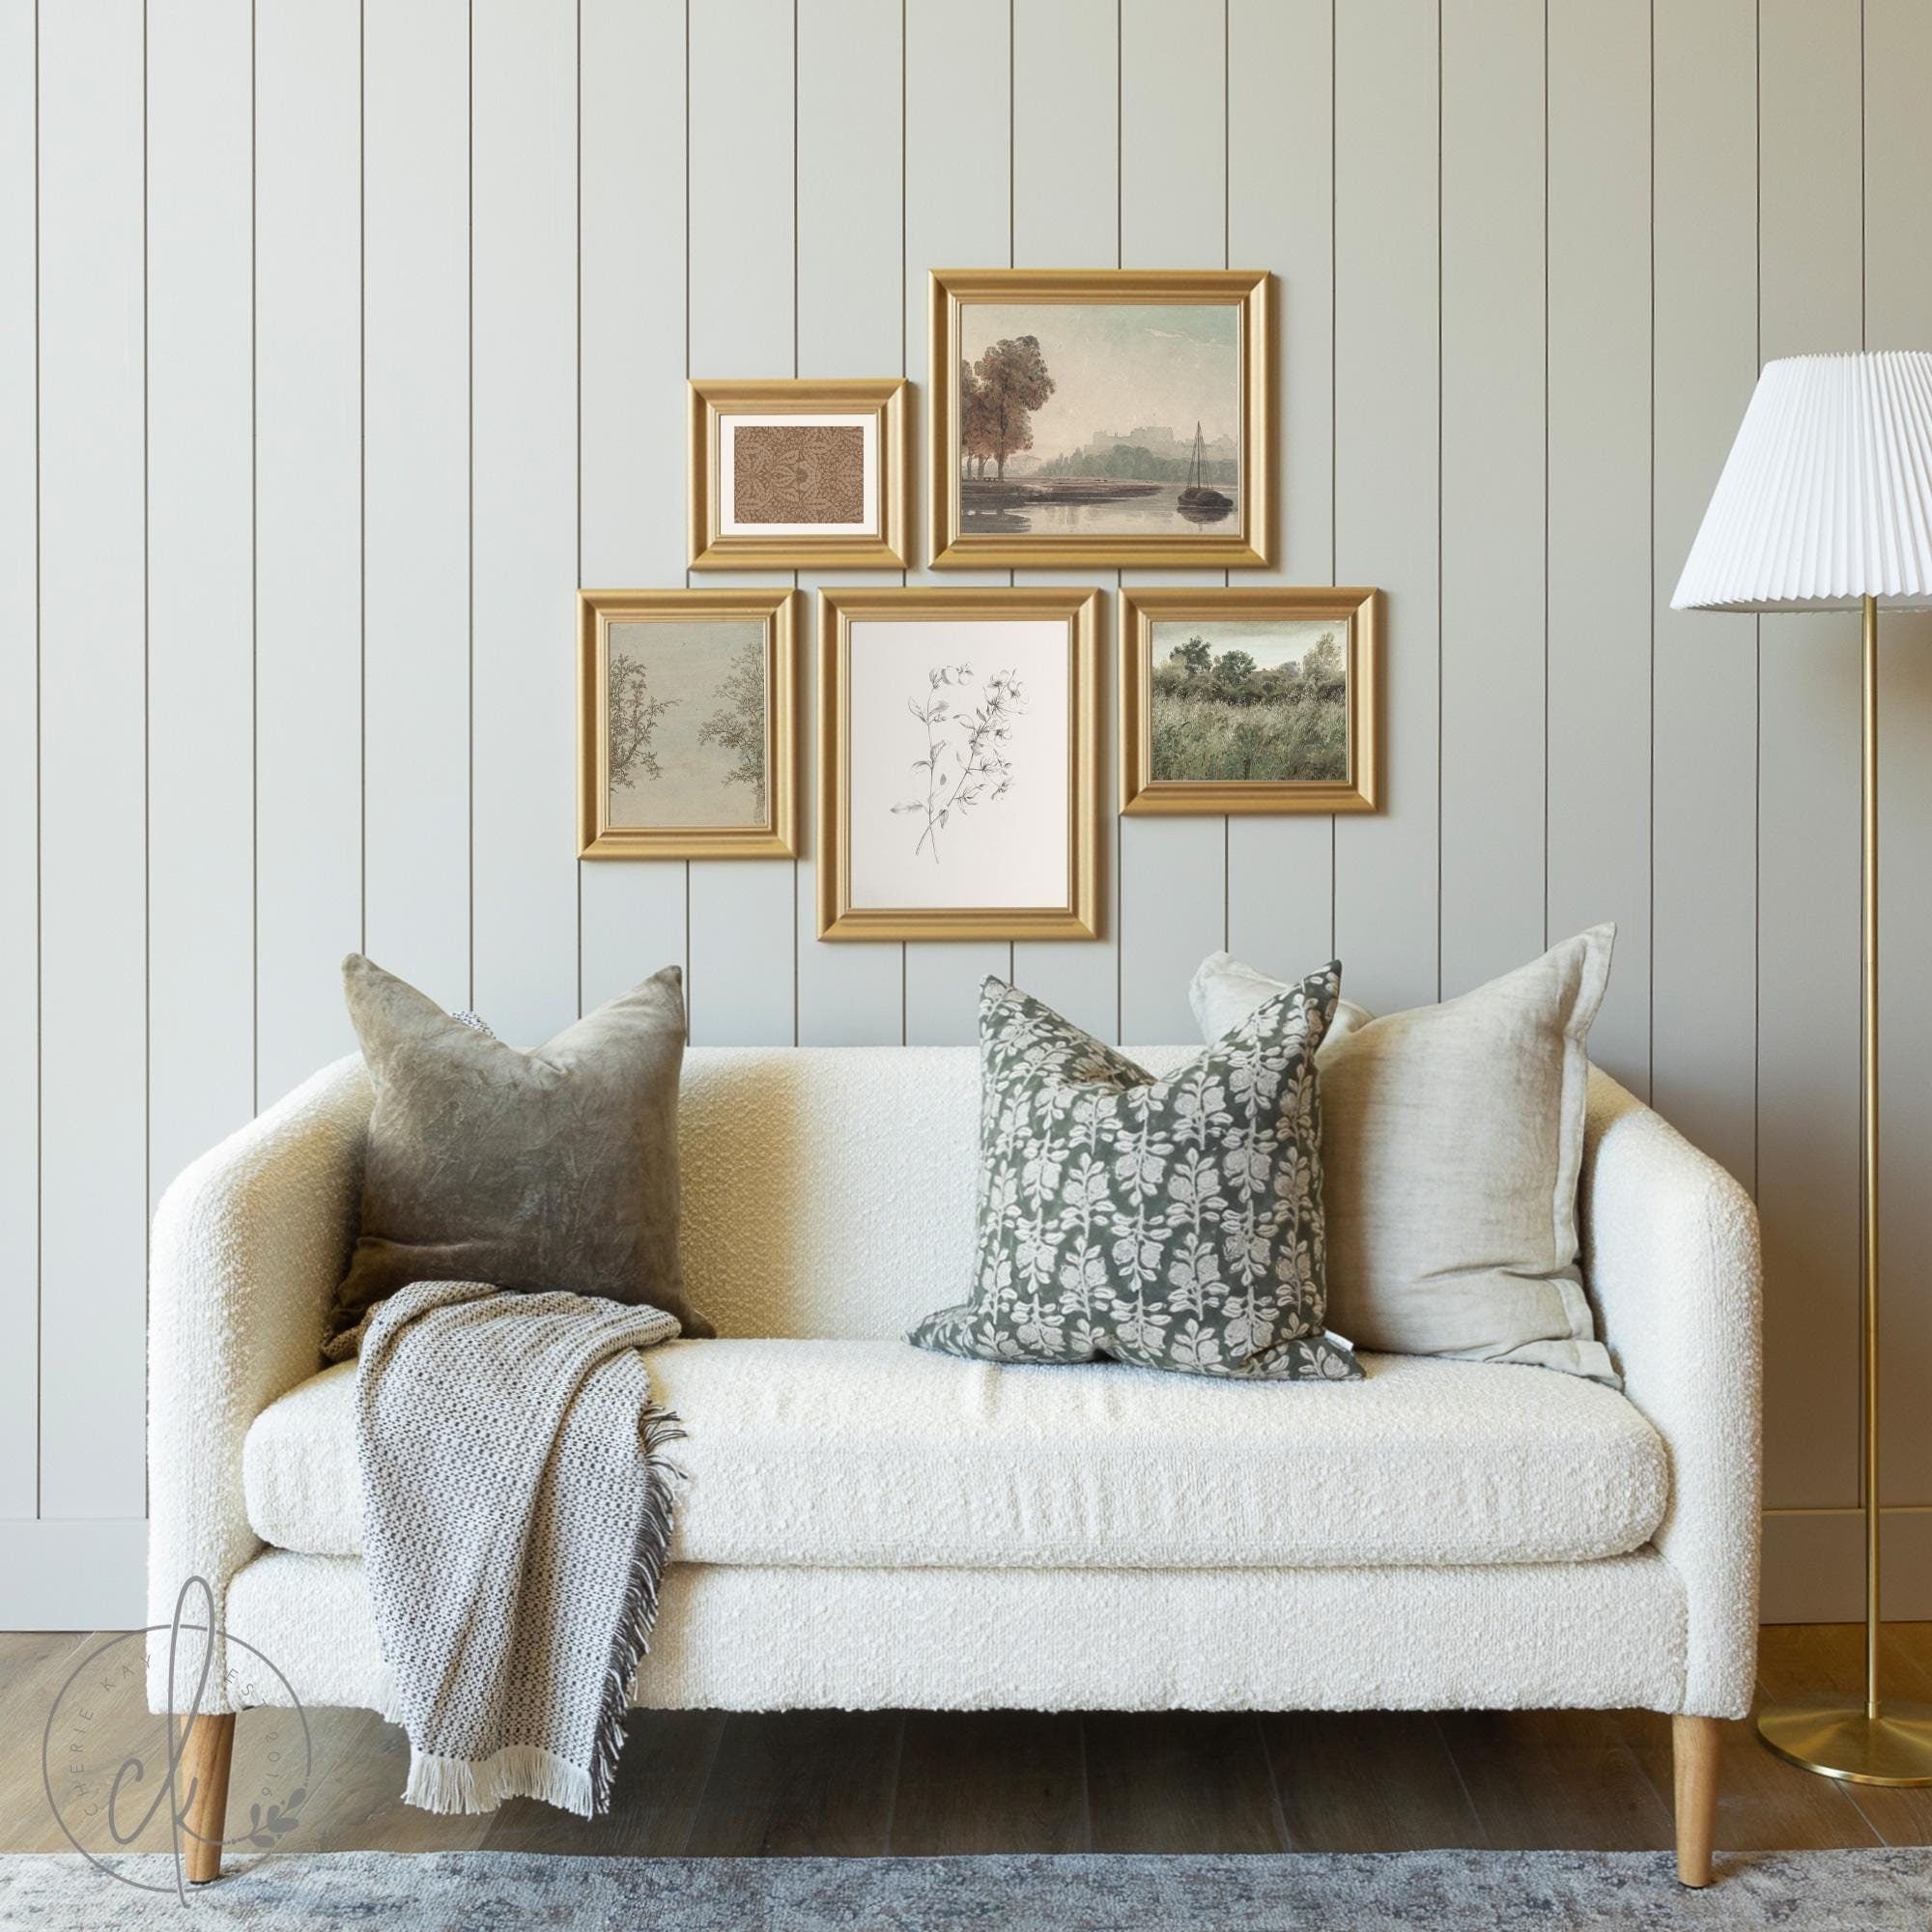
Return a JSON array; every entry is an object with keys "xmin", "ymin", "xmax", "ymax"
[
  {"xmin": 1672, "ymin": 1714, "xmax": 1720, "ymax": 1887},
  {"xmin": 180, "ymin": 1711, "xmax": 236, "ymax": 1885}
]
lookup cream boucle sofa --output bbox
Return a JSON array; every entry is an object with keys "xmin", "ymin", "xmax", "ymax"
[{"xmin": 150, "ymin": 1046, "xmax": 1761, "ymax": 1884}]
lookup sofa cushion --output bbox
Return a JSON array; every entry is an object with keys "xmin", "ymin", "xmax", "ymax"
[
  {"xmin": 911, "ymin": 971, "xmax": 1360, "ymax": 1381},
  {"xmin": 1191, "ymin": 928, "xmax": 1617, "ymax": 1381},
  {"xmin": 244, "ymin": 1340, "xmax": 1667, "ymax": 1570},
  {"xmin": 327, "ymin": 954, "xmax": 704, "ymax": 1361}
]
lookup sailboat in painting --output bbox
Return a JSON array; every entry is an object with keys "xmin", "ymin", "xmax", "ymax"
[{"xmin": 1176, "ymin": 421, "xmax": 1234, "ymax": 523}]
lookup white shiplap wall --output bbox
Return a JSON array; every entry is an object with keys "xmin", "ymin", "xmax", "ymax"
[{"xmin": 3, "ymin": 0, "xmax": 1928, "ymax": 1628}]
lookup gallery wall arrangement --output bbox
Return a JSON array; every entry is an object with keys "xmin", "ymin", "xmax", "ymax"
[{"xmin": 2, "ymin": 0, "xmax": 1930, "ymax": 1633}]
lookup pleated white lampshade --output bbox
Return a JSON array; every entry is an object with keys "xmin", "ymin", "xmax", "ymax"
[{"xmin": 1671, "ymin": 351, "xmax": 1932, "ymax": 612}]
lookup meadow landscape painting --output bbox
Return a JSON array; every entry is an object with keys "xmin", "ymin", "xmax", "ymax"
[
  {"xmin": 1119, "ymin": 587, "xmax": 1378, "ymax": 815},
  {"xmin": 1150, "ymin": 618, "xmax": 1347, "ymax": 783}
]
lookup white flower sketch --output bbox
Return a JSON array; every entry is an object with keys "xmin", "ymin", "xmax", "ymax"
[{"xmin": 891, "ymin": 663, "xmax": 1027, "ymax": 862}]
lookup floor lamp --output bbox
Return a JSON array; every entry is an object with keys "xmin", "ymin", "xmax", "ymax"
[{"xmin": 1674, "ymin": 350, "xmax": 1932, "ymax": 1786}]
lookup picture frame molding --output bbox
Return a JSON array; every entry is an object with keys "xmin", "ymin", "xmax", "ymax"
[
  {"xmin": 1119, "ymin": 585, "xmax": 1380, "ymax": 815},
  {"xmin": 817, "ymin": 584, "xmax": 1103, "ymax": 940},
  {"xmin": 688, "ymin": 377, "xmax": 911, "ymax": 570},
  {"xmin": 578, "ymin": 585, "xmax": 802, "ymax": 860},
  {"xmin": 927, "ymin": 267, "xmax": 1274, "ymax": 570}
]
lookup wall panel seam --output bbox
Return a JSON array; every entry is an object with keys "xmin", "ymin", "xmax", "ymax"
[
  {"xmin": 1435, "ymin": 0, "xmax": 1443, "ymax": 1008},
  {"xmin": 467, "ymin": 0, "xmax": 476, "ymax": 1015},
  {"xmin": 140, "ymin": 0, "xmax": 153, "ymax": 1524},
  {"xmin": 357, "ymin": 0, "xmax": 367, "ymax": 961},
  {"xmin": 31, "ymin": 0, "xmax": 42, "ymax": 1520},
  {"xmin": 575, "ymin": 0, "xmax": 583, "ymax": 1020}
]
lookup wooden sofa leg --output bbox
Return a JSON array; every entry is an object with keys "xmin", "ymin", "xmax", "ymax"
[
  {"xmin": 180, "ymin": 1711, "xmax": 236, "ymax": 1885},
  {"xmin": 1672, "ymin": 1714, "xmax": 1720, "ymax": 1887}
]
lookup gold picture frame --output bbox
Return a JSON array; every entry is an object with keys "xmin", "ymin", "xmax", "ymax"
[
  {"xmin": 928, "ymin": 267, "xmax": 1273, "ymax": 569},
  {"xmin": 818, "ymin": 585, "xmax": 1103, "ymax": 940},
  {"xmin": 1120, "ymin": 586, "xmax": 1379, "ymax": 815},
  {"xmin": 579, "ymin": 586, "xmax": 801, "ymax": 858},
  {"xmin": 688, "ymin": 377, "xmax": 911, "ymax": 569}
]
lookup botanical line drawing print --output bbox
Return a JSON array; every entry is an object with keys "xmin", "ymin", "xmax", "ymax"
[
  {"xmin": 892, "ymin": 663, "xmax": 1027, "ymax": 863},
  {"xmin": 696, "ymin": 637, "xmax": 769, "ymax": 819},
  {"xmin": 607, "ymin": 653, "xmax": 676, "ymax": 788}
]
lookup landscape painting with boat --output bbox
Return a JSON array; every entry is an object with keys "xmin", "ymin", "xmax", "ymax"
[{"xmin": 952, "ymin": 301, "xmax": 1242, "ymax": 538}]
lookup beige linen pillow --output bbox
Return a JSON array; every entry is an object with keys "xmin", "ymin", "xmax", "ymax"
[
  {"xmin": 1190, "ymin": 927, "xmax": 1616, "ymax": 1380},
  {"xmin": 326, "ymin": 955, "xmax": 708, "ymax": 1359}
]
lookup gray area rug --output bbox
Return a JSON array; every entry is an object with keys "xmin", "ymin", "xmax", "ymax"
[{"xmin": 4, "ymin": 1847, "xmax": 1931, "ymax": 1930}]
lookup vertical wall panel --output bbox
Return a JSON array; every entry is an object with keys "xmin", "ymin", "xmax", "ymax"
[
  {"xmin": 900, "ymin": 0, "xmax": 1011, "ymax": 1045},
  {"xmin": 0, "ymin": 0, "xmax": 37, "ymax": 1517},
  {"xmin": 471, "ymin": 0, "xmax": 578, "ymax": 1048},
  {"xmin": 1755, "ymin": 0, "xmax": 1862, "ymax": 1513},
  {"xmin": 37, "ymin": 0, "xmax": 147, "ymax": 1519},
  {"xmin": 363, "ymin": 0, "xmax": 470, "ymax": 1009},
  {"xmin": 579, "ymin": 0, "xmax": 689, "ymax": 1013},
  {"xmin": 147, "ymin": 0, "xmax": 255, "ymax": 1208},
  {"xmin": 794, "ymin": 0, "xmax": 904, "ymax": 1045},
  {"xmin": 1546, "ymin": 0, "xmax": 1650, "ymax": 1094},
  {"xmin": 1864, "ymin": 0, "xmax": 1932, "ymax": 1509},
  {"xmin": 1331, "ymin": 0, "xmax": 1438, "ymax": 1018},
  {"xmin": 255, "ymin": 1, "xmax": 362, "ymax": 1101},
  {"xmin": 1651, "ymin": 0, "xmax": 1757, "ymax": 1190},
  {"xmin": 1115, "ymin": 0, "xmax": 1227, "ymax": 1046},
  {"xmin": 1009, "ymin": 0, "xmax": 1121, "ymax": 1042},
  {"xmin": 1438, "ymin": 0, "xmax": 1545, "ymax": 998},
  {"xmin": 685, "ymin": 0, "xmax": 796, "ymax": 1047},
  {"xmin": 1225, "ymin": 0, "xmax": 1334, "ymax": 986}
]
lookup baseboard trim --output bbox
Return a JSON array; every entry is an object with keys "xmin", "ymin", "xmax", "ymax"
[
  {"xmin": 1761, "ymin": 1508, "xmax": 1932, "ymax": 1623},
  {"xmin": 0, "ymin": 1510, "xmax": 1920, "ymax": 1632},
  {"xmin": 0, "ymin": 1520, "xmax": 147, "ymax": 1630}
]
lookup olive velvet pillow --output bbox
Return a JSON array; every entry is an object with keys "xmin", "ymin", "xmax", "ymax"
[
  {"xmin": 1190, "ymin": 925, "xmax": 1616, "ymax": 1381},
  {"xmin": 909, "ymin": 968, "xmax": 1361, "ymax": 1382},
  {"xmin": 325, "ymin": 954, "xmax": 708, "ymax": 1359}
]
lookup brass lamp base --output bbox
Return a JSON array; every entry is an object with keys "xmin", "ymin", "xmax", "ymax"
[{"xmin": 1759, "ymin": 1696, "xmax": 1932, "ymax": 1786}]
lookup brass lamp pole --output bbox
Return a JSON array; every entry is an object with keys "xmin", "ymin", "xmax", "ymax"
[{"xmin": 1674, "ymin": 353, "xmax": 1932, "ymax": 1786}]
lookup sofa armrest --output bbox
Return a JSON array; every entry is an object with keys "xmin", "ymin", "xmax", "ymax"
[
  {"xmin": 147, "ymin": 1054, "xmax": 372, "ymax": 1712},
  {"xmin": 1581, "ymin": 1065, "xmax": 1763, "ymax": 1719}
]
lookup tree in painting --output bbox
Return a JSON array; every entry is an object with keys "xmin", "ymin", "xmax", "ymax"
[
  {"xmin": 959, "ymin": 336, "xmax": 1055, "ymax": 481},
  {"xmin": 960, "ymin": 360, "xmax": 996, "ymax": 479},
  {"xmin": 1151, "ymin": 630, "xmax": 1347, "ymax": 783},
  {"xmin": 696, "ymin": 638, "xmax": 768, "ymax": 819},
  {"xmin": 608, "ymin": 653, "xmax": 675, "ymax": 787}
]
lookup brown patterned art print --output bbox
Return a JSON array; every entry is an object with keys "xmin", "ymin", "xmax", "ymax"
[
  {"xmin": 731, "ymin": 423, "xmax": 867, "ymax": 526},
  {"xmin": 688, "ymin": 378, "xmax": 910, "ymax": 569}
]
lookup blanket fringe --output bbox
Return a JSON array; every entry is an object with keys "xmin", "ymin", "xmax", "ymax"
[
  {"xmin": 403, "ymin": 1742, "xmax": 597, "ymax": 1818},
  {"xmin": 586, "ymin": 1402, "xmax": 686, "ymax": 1814}
]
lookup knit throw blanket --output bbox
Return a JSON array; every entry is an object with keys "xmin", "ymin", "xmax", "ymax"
[{"xmin": 355, "ymin": 1279, "xmax": 683, "ymax": 1817}]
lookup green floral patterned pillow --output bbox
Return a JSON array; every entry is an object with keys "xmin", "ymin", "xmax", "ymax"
[{"xmin": 908, "ymin": 970, "xmax": 1361, "ymax": 1381}]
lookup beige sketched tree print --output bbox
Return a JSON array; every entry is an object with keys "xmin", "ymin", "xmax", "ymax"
[
  {"xmin": 696, "ymin": 637, "xmax": 768, "ymax": 819},
  {"xmin": 607, "ymin": 653, "xmax": 675, "ymax": 789}
]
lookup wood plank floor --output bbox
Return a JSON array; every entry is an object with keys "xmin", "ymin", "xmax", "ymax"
[{"xmin": 3, "ymin": 1625, "xmax": 1928, "ymax": 1858}]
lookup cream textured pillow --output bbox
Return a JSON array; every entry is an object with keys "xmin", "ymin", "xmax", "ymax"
[{"xmin": 1190, "ymin": 927, "xmax": 1616, "ymax": 1381}]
